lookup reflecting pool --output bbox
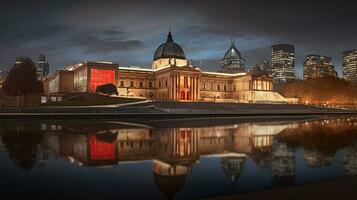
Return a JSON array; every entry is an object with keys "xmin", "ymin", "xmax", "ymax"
[{"xmin": 1, "ymin": 116, "xmax": 357, "ymax": 199}]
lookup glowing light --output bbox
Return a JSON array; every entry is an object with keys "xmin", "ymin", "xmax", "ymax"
[
  {"xmin": 90, "ymin": 69, "xmax": 116, "ymax": 92},
  {"xmin": 90, "ymin": 135, "xmax": 115, "ymax": 160}
]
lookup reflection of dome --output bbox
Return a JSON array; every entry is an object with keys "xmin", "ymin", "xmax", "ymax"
[
  {"xmin": 221, "ymin": 156, "xmax": 246, "ymax": 186},
  {"xmin": 154, "ymin": 31, "xmax": 186, "ymax": 61},
  {"xmin": 153, "ymin": 172, "xmax": 186, "ymax": 200},
  {"xmin": 152, "ymin": 159, "xmax": 188, "ymax": 200}
]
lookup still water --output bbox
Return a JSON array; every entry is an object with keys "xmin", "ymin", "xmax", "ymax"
[{"xmin": 0, "ymin": 116, "xmax": 357, "ymax": 199}]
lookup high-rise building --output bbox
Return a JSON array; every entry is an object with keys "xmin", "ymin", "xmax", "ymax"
[
  {"xmin": 37, "ymin": 54, "xmax": 49, "ymax": 81},
  {"xmin": 343, "ymin": 49, "xmax": 357, "ymax": 84},
  {"xmin": 220, "ymin": 40, "xmax": 245, "ymax": 73},
  {"xmin": 271, "ymin": 44, "xmax": 295, "ymax": 83},
  {"xmin": 255, "ymin": 59, "xmax": 272, "ymax": 76},
  {"xmin": 303, "ymin": 55, "xmax": 337, "ymax": 80}
]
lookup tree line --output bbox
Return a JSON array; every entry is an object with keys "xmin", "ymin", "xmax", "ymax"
[{"xmin": 279, "ymin": 76, "xmax": 357, "ymax": 105}]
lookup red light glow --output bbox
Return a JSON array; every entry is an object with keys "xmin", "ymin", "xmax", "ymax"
[
  {"xmin": 90, "ymin": 135, "xmax": 115, "ymax": 160},
  {"xmin": 90, "ymin": 69, "xmax": 115, "ymax": 92}
]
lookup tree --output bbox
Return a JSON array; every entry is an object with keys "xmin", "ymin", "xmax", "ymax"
[
  {"xmin": 3, "ymin": 57, "xmax": 43, "ymax": 103},
  {"xmin": 95, "ymin": 83, "xmax": 118, "ymax": 96}
]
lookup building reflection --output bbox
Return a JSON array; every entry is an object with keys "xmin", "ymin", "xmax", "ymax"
[
  {"xmin": 1, "ymin": 117, "xmax": 357, "ymax": 199},
  {"xmin": 271, "ymin": 141, "xmax": 295, "ymax": 186},
  {"xmin": 343, "ymin": 144, "xmax": 357, "ymax": 175}
]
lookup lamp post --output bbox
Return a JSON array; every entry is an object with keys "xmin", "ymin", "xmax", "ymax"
[{"xmin": 16, "ymin": 89, "xmax": 20, "ymax": 111}]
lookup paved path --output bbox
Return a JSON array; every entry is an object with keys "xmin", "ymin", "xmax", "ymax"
[{"xmin": 204, "ymin": 176, "xmax": 357, "ymax": 200}]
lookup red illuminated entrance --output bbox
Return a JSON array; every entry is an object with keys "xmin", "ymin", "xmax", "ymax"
[
  {"xmin": 90, "ymin": 69, "xmax": 116, "ymax": 92},
  {"xmin": 90, "ymin": 135, "xmax": 115, "ymax": 160}
]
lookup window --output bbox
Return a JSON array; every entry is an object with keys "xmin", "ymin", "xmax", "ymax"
[
  {"xmin": 224, "ymin": 85, "xmax": 227, "ymax": 91},
  {"xmin": 149, "ymin": 82, "xmax": 153, "ymax": 88},
  {"xmin": 217, "ymin": 85, "xmax": 220, "ymax": 91},
  {"xmin": 130, "ymin": 81, "xmax": 134, "ymax": 87},
  {"xmin": 165, "ymin": 80, "xmax": 168, "ymax": 86},
  {"xmin": 140, "ymin": 82, "xmax": 143, "ymax": 88},
  {"xmin": 120, "ymin": 81, "xmax": 124, "ymax": 87},
  {"xmin": 159, "ymin": 82, "xmax": 161, "ymax": 87},
  {"xmin": 234, "ymin": 84, "xmax": 236, "ymax": 91}
]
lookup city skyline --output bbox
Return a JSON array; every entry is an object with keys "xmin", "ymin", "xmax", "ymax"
[{"xmin": 0, "ymin": 1, "xmax": 357, "ymax": 78}]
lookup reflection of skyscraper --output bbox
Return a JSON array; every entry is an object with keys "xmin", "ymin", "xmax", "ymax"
[
  {"xmin": 304, "ymin": 150, "xmax": 334, "ymax": 167},
  {"xmin": 221, "ymin": 155, "xmax": 246, "ymax": 186},
  {"xmin": 271, "ymin": 140, "xmax": 295, "ymax": 186},
  {"xmin": 343, "ymin": 144, "xmax": 357, "ymax": 175}
]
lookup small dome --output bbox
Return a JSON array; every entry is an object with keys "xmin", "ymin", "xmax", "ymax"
[{"xmin": 154, "ymin": 31, "xmax": 186, "ymax": 61}]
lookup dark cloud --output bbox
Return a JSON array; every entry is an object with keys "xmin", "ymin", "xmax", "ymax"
[
  {"xmin": 63, "ymin": 29, "xmax": 143, "ymax": 54},
  {"xmin": 0, "ymin": 0, "xmax": 356, "ymax": 76}
]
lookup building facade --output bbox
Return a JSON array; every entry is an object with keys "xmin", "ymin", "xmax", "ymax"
[
  {"xmin": 303, "ymin": 55, "xmax": 337, "ymax": 80},
  {"xmin": 271, "ymin": 44, "xmax": 295, "ymax": 83},
  {"xmin": 44, "ymin": 32, "xmax": 289, "ymax": 103},
  {"xmin": 343, "ymin": 49, "xmax": 357, "ymax": 84}
]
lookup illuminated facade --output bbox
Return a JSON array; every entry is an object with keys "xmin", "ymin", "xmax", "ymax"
[
  {"xmin": 44, "ymin": 32, "xmax": 290, "ymax": 103},
  {"xmin": 343, "ymin": 49, "xmax": 357, "ymax": 84},
  {"xmin": 303, "ymin": 55, "xmax": 337, "ymax": 80},
  {"xmin": 271, "ymin": 44, "xmax": 295, "ymax": 83}
]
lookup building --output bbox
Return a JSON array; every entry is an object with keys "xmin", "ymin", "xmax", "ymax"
[
  {"xmin": 37, "ymin": 54, "xmax": 50, "ymax": 81},
  {"xmin": 45, "ymin": 31, "xmax": 290, "ymax": 103},
  {"xmin": 343, "ymin": 49, "xmax": 357, "ymax": 84},
  {"xmin": 255, "ymin": 60, "xmax": 272, "ymax": 76},
  {"xmin": 0, "ymin": 70, "xmax": 8, "ymax": 88},
  {"xmin": 220, "ymin": 40, "xmax": 246, "ymax": 73},
  {"xmin": 271, "ymin": 44, "xmax": 295, "ymax": 83},
  {"xmin": 303, "ymin": 55, "xmax": 337, "ymax": 80}
]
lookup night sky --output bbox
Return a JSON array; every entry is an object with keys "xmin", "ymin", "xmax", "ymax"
[{"xmin": 1, "ymin": 0, "xmax": 356, "ymax": 77}]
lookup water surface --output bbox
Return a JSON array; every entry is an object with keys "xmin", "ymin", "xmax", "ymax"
[{"xmin": 1, "ymin": 116, "xmax": 357, "ymax": 199}]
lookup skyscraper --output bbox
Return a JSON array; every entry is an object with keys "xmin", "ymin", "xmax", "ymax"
[
  {"xmin": 220, "ymin": 40, "xmax": 245, "ymax": 73},
  {"xmin": 37, "ymin": 54, "xmax": 49, "ymax": 81},
  {"xmin": 271, "ymin": 44, "xmax": 295, "ymax": 83},
  {"xmin": 343, "ymin": 49, "xmax": 357, "ymax": 84},
  {"xmin": 303, "ymin": 55, "xmax": 337, "ymax": 80}
]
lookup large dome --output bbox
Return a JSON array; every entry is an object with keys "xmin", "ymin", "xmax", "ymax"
[{"xmin": 154, "ymin": 31, "xmax": 186, "ymax": 61}]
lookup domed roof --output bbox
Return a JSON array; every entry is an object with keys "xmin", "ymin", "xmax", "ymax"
[
  {"xmin": 154, "ymin": 31, "xmax": 186, "ymax": 61},
  {"xmin": 153, "ymin": 172, "xmax": 186, "ymax": 200}
]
